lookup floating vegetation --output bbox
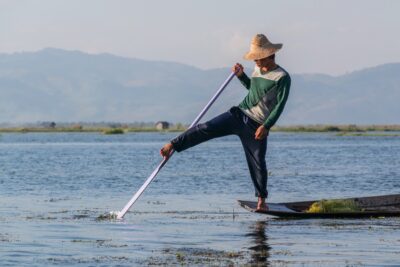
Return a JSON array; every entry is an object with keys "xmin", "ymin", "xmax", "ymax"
[
  {"xmin": 336, "ymin": 132, "xmax": 400, "ymax": 137},
  {"xmin": 306, "ymin": 199, "xmax": 361, "ymax": 213},
  {"xmin": 139, "ymin": 248, "xmax": 245, "ymax": 266},
  {"xmin": 147, "ymin": 200, "xmax": 166, "ymax": 205},
  {"xmin": 68, "ymin": 239, "xmax": 128, "ymax": 248},
  {"xmin": 45, "ymin": 197, "xmax": 70, "ymax": 202},
  {"xmin": 47, "ymin": 255, "xmax": 130, "ymax": 264},
  {"xmin": 102, "ymin": 128, "xmax": 124, "ymax": 134},
  {"xmin": 0, "ymin": 233, "xmax": 18, "ymax": 243},
  {"xmin": 25, "ymin": 215, "xmax": 57, "ymax": 220},
  {"xmin": 175, "ymin": 252, "xmax": 185, "ymax": 263},
  {"xmin": 96, "ymin": 211, "xmax": 120, "ymax": 221}
]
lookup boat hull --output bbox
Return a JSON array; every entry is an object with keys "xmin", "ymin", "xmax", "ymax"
[{"xmin": 238, "ymin": 194, "xmax": 400, "ymax": 219}]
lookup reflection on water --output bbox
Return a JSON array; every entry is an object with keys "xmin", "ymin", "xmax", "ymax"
[{"xmin": 246, "ymin": 220, "xmax": 271, "ymax": 265}]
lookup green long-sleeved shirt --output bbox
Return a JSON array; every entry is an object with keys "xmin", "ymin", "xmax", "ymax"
[{"xmin": 238, "ymin": 65, "xmax": 291, "ymax": 130}]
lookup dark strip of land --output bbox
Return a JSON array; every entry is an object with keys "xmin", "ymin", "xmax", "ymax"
[
  {"xmin": 272, "ymin": 124, "xmax": 400, "ymax": 132},
  {"xmin": 0, "ymin": 124, "xmax": 399, "ymax": 134}
]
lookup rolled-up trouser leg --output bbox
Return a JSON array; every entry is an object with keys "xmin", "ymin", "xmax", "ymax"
[
  {"xmin": 171, "ymin": 109, "xmax": 241, "ymax": 152},
  {"xmin": 240, "ymin": 133, "xmax": 268, "ymax": 198}
]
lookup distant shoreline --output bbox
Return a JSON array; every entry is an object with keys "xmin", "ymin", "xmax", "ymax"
[
  {"xmin": 0, "ymin": 125, "xmax": 399, "ymax": 134},
  {"xmin": 272, "ymin": 124, "xmax": 400, "ymax": 132}
]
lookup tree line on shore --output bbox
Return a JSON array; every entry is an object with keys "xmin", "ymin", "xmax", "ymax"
[{"xmin": 0, "ymin": 121, "xmax": 399, "ymax": 133}]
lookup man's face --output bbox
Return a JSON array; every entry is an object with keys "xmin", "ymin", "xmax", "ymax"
[{"xmin": 254, "ymin": 57, "xmax": 272, "ymax": 68}]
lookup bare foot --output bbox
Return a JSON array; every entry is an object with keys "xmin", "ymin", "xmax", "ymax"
[
  {"xmin": 256, "ymin": 197, "xmax": 268, "ymax": 212},
  {"xmin": 160, "ymin": 143, "xmax": 173, "ymax": 158}
]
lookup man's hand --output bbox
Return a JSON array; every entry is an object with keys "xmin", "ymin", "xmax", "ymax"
[
  {"xmin": 160, "ymin": 143, "xmax": 173, "ymax": 159},
  {"xmin": 255, "ymin": 125, "xmax": 268, "ymax": 140},
  {"xmin": 232, "ymin": 63, "xmax": 244, "ymax": 77}
]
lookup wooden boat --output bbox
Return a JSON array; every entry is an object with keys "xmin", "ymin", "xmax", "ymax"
[{"xmin": 238, "ymin": 194, "xmax": 400, "ymax": 218}]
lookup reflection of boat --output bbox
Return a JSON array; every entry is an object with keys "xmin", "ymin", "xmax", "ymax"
[{"xmin": 238, "ymin": 194, "xmax": 400, "ymax": 218}]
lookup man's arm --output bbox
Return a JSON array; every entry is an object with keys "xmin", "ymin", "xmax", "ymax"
[
  {"xmin": 237, "ymin": 72, "xmax": 251, "ymax": 90},
  {"xmin": 232, "ymin": 63, "xmax": 251, "ymax": 90},
  {"xmin": 263, "ymin": 75, "xmax": 291, "ymax": 130}
]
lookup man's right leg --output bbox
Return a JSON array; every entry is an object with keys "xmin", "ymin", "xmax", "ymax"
[
  {"xmin": 239, "ymin": 124, "xmax": 268, "ymax": 211},
  {"xmin": 168, "ymin": 109, "xmax": 241, "ymax": 153}
]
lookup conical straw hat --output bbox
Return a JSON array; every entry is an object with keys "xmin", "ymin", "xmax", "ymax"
[{"xmin": 243, "ymin": 34, "xmax": 282, "ymax": 60}]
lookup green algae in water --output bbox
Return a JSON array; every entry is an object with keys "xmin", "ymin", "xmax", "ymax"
[
  {"xmin": 96, "ymin": 211, "xmax": 120, "ymax": 220},
  {"xmin": 306, "ymin": 199, "xmax": 361, "ymax": 213}
]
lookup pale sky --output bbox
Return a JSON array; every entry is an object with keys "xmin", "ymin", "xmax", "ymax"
[{"xmin": 1, "ymin": 0, "xmax": 399, "ymax": 75}]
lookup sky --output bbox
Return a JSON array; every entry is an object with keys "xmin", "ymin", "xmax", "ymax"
[{"xmin": 1, "ymin": 0, "xmax": 399, "ymax": 75}]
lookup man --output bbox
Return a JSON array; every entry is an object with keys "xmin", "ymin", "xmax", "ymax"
[{"xmin": 160, "ymin": 34, "xmax": 291, "ymax": 211}]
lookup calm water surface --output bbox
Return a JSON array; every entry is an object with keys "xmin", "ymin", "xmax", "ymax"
[{"xmin": 1, "ymin": 132, "xmax": 399, "ymax": 266}]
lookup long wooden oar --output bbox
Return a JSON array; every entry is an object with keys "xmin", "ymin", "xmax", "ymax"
[{"xmin": 117, "ymin": 71, "xmax": 236, "ymax": 219}]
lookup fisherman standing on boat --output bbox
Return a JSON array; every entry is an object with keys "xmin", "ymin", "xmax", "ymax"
[{"xmin": 160, "ymin": 34, "xmax": 291, "ymax": 211}]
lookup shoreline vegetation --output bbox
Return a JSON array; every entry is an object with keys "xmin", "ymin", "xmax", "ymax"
[
  {"xmin": 0, "ymin": 124, "xmax": 399, "ymax": 135},
  {"xmin": 273, "ymin": 125, "xmax": 400, "ymax": 136}
]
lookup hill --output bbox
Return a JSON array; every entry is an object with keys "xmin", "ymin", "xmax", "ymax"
[{"xmin": 0, "ymin": 48, "xmax": 399, "ymax": 124}]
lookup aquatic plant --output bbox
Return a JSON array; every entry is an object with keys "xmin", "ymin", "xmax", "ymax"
[
  {"xmin": 175, "ymin": 252, "xmax": 185, "ymax": 262},
  {"xmin": 96, "ymin": 211, "xmax": 119, "ymax": 220}
]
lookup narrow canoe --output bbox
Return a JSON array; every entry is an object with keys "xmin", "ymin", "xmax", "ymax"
[{"xmin": 238, "ymin": 194, "xmax": 400, "ymax": 218}]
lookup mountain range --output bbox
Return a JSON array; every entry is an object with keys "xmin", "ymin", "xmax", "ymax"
[{"xmin": 0, "ymin": 48, "xmax": 399, "ymax": 125}]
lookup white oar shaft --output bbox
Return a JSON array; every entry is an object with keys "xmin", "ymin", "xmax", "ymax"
[{"xmin": 117, "ymin": 72, "xmax": 236, "ymax": 219}]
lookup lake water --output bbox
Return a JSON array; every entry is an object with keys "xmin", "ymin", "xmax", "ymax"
[{"xmin": 1, "ymin": 132, "xmax": 399, "ymax": 266}]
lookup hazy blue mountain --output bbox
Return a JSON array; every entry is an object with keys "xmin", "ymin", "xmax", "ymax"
[{"xmin": 0, "ymin": 48, "xmax": 399, "ymax": 124}]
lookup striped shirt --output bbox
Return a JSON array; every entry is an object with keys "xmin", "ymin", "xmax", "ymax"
[{"xmin": 238, "ymin": 65, "xmax": 291, "ymax": 130}]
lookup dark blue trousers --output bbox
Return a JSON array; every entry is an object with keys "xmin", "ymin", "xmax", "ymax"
[{"xmin": 171, "ymin": 107, "xmax": 268, "ymax": 198}]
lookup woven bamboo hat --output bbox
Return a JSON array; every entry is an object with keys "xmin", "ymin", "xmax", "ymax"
[{"xmin": 243, "ymin": 34, "xmax": 282, "ymax": 60}]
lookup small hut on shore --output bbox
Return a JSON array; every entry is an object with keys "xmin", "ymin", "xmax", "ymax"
[
  {"xmin": 155, "ymin": 121, "xmax": 170, "ymax": 130},
  {"xmin": 41, "ymin": 121, "xmax": 56, "ymax": 128}
]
